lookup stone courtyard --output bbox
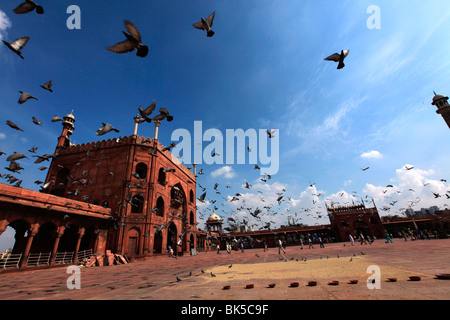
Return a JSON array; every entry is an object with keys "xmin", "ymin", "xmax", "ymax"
[{"xmin": 0, "ymin": 238, "xmax": 449, "ymax": 300}]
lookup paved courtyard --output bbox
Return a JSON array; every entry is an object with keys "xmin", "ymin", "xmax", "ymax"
[{"xmin": 0, "ymin": 238, "xmax": 449, "ymax": 300}]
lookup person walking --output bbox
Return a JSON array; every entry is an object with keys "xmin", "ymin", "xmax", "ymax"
[
  {"xmin": 385, "ymin": 232, "xmax": 393, "ymax": 243},
  {"xmin": 360, "ymin": 233, "xmax": 367, "ymax": 245},
  {"xmin": 349, "ymin": 234, "xmax": 354, "ymax": 246},
  {"xmin": 278, "ymin": 239, "xmax": 286, "ymax": 254},
  {"xmin": 319, "ymin": 236, "xmax": 324, "ymax": 248},
  {"xmin": 308, "ymin": 234, "xmax": 314, "ymax": 249},
  {"xmin": 299, "ymin": 238, "xmax": 304, "ymax": 250},
  {"xmin": 168, "ymin": 246, "xmax": 177, "ymax": 259},
  {"xmin": 264, "ymin": 241, "xmax": 268, "ymax": 252}
]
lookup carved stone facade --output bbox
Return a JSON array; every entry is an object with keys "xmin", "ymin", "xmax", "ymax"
[
  {"xmin": 327, "ymin": 202, "xmax": 385, "ymax": 241},
  {"xmin": 1, "ymin": 112, "xmax": 197, "ymax": 267}
]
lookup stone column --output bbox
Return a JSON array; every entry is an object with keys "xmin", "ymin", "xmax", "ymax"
[
  {"xmin": 19, "ymin": 223, "xmax": 39, "ymax": 268},
  {"xmin": 154, "ymin": 120, "xmax": 161, "ymax": 140},
  {"xmin": 50, "ymin": 226, "xmax": 65, "ymax": 265},
  {"xmin": 133, "ymin": 115, "xmax": 140, "ymax": 135},
  {"xmin": 73, "ymin": 227, "xmax": 85, "ymax": 263}
]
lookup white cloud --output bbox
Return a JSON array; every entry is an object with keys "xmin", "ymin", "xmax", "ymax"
[
  {"xmin": 0, "ymin": 11, "xmax": 12, "ymax": 41},
  {"xmin": 360, "ymin": 150, "xmax": 383, "ymax": 159},
  {"xmin": 363, "ymin": 165, "xmax": 449, "ymax": 216},
  {"xmin": 0, "ymin": 133, "xmax": 6, "ymax": 140},
  {"xmin": 284, "ymin": 95, "xmax": 368, "ymax": 156},
  {"xmin": 210, "ymin": 166, "xmax": 236, "ymax": 179},
  {"xmin": 201, "ymin": 163, "xmax": 449, "ymax": 231}
]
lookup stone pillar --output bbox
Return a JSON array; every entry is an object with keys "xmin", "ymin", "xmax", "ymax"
[
  {"xmin": 73, "ymin": 227, "xmax": 85, "ymax": 263},
  {"xmin": 50, "ymin": 226, "xmax": 65, "ymax": 265},
  {"xmin": 19, "ymin": 223, "xmax": 39, "ymax": 268},
  {"xmin": 133, "ymin": 115, "xmax": 140, "ymax": 135},
  {"xmin": 154, "ymin": 120, "xmax": 161, "ymax": 141},
  {"xmin": 94, "ymin": 229, "xmax": 108, "ymax": 255}
]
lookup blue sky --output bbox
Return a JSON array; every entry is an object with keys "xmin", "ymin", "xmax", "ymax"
[{"xmin": 1, "ymin": 1, "xmax": 450, "ymax": 247}]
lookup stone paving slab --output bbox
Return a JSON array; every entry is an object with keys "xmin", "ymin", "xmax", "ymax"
[{"xmin": 0, "ymin": 238, "xmax": 449, "ymax": 300}]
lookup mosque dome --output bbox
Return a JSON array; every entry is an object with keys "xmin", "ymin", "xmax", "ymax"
[
  {"xmin": 64, "ymin": 110, "xmax": 75, "ymax": 122},
  {"xmin": 207, "ymin": 212, "xmax": 221, "ymax": 222}
]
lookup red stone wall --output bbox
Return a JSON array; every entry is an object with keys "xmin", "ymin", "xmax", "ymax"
[{"xmin": 43, "ymin": 135, "xmax": 197, "ymax": 257}]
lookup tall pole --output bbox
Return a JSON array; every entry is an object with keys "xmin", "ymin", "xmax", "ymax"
[
  {"xmin": 154, "ymin": 120, "xmax": 161, "ymax": 141},
  {"xmin": 133, "ymin": 115, "xmax": 140, "ymax": 136}
]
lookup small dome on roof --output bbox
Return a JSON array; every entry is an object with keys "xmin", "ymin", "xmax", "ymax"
[
  {"xmin": 207, "ymin": 212, "xmax": 221, "ymax": 222},
  {"xmin": 64, "ymin": 110, "xmax": 75, "ymax": 121}
]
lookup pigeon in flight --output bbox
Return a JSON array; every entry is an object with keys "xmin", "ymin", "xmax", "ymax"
[
  {"xmin": 6, "ymin": 120, "xmax": 24, "ymax": 132},
  {"xmin": 152, "ymin": 108, "xmax": 173, "ymax": 122},
  {"xmin": 138, "ymin": 100, "xmax": 156, "ymax": 122},
  {"xmin": 32, "ymin": 116, "xmax": 42, "ymax": 126},
  {"xmin": 40, "ymin": 81, "xmax": 53, "ymax": 92},
  {"xmin": 106, "ymin": 20, "xmax": 149, "ymax": 58},
  {"xmin": 162, "ymin": 142, "xmax": 176, "ymax": 152},
  {"xmin": 13, "ymin": 0, "xmax": 44, "ymax": 14},
  {"xmin": 96, "ymin": 123, "xmax": 120, "ymax": 136},
  {"xmin": 51, "ymin": 116, "xmax": 63, "ymax": 122},
  {"xmin": 18, "ymin": 91, "xmax": 38, "ymax": 104},
  {"xmin": 6, "ymin": 152, "xmax": 28, "ymax": 161},
  {"xmin": 2, "ymin": 37, "xmax": 30, "ymax": 59},
  {"xmin": 5, "ymin": 161, "xmax": 24, "ymax": 173},
  {"xmin": 192, "ymin": 11, "xmax": 215, "ymax": 37},
  {"xmin": 266, "ymin": 129, "xmax": 276, "ymax": 138},
  {"xmin": 324, "ymin": 50, "xmax": 349, "ymax": 69}
]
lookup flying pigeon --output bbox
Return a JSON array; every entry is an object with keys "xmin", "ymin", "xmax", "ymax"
[
  {"xmin": 5, "ymin": 161, "xmax": 24, "ymax": 173},
  {"xmin": 6, "ymin": 152, "xmax": 28, "ymax": 161},
  {"xmin": 138, "ymin": 100, "xmax": 156, "ymax": 123},
  {"xmin": 96, "ymin": 123, "xmax": 120, "ymax": 136},
  {"xmin": 106, "ymin": 20, "xmax": 149, "ymax": 58},
  {"xmin": 18, "ymin": 91, "xmax": 38, "ymax": 104},
  {"xmin": 13, "ymin": 1, "xmax": 44, "ymax": 14},
  {"xmin": 192, "ymin": 11, "xmax": 216, "ymax": 37},
  {"xmin": 32, "ymin": 154, "xmax": 53, "ymax": 163},
  {"xmin": 266, "ymin": 129, "xmax": 276, "ymax": 138},
  {"xmin": 324, "ymin": 50, "xmax": 349, "ymax": 69},
  {"xmin": 32, "ymin": 116, "xmax": 42, "ymax": 125},
  {"xmin": 51, "ymin": 116, "xmax": 63, "ymax": 122},
  {"xmin": 28, "ymin": 146, "xmax": 38, "ymax": 153},
  {"xmin": 139, "ymin": 100, "xmax": 156, "ymax": 117},
  {"xmin": 40, "ymin": 80, "xmax": 53, "ymax": 92},
  {"xmin": 152, "ymin": 108, "xmax": 173, "ymax": 122},
  {"xmin": 162, "ymin": 142, "xmax": 176, "ymax": 152},
  {"xmin": 6, "ymin": 120, "xmax": 24, "ymax": 131},
  {"xmin": 2, "ymin": 37, "xmax": 30, "ymax": 59}
]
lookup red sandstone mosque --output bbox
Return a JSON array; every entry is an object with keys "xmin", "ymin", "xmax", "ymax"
[{"xmin": 1, "ymin": 111, "xmax": 198, "ymax": 267}]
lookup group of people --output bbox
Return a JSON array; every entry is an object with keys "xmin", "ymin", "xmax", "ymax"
[
  {"xmin": 277, "ymin": 233, "xmax": 326, "ymax": 253},
  {"xmin": 348, "ymin": 233, "xmax": 376, "ymax": 245}
]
